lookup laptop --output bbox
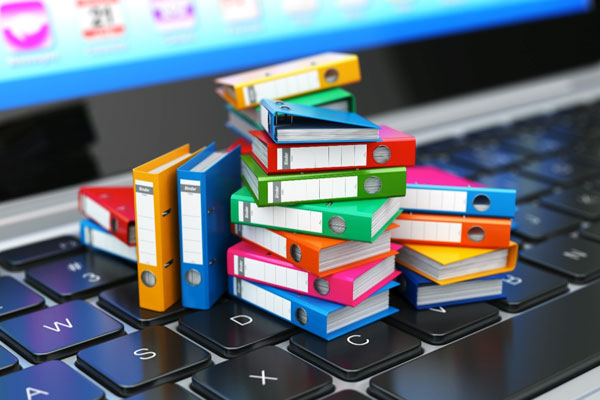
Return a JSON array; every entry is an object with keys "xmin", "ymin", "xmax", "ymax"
[{"xmin": 0, "ymin": 1, "xmax": 599, "ymax": 399}]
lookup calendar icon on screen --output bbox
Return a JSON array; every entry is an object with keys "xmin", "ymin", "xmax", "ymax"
[{"xmin": 77, "ymin": 0, "xmax": 126, "ymax": 40}]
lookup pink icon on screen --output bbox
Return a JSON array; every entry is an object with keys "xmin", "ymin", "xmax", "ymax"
[
  {"xmin": 151, "ymin": 0, "xmax": 195, "ymax": 32},
  {"xmin": 0, "ymin": 1, "xmax": 52, "ymax": 52}
]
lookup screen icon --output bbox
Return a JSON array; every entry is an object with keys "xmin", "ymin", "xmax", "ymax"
[
  {"xmin": 151, "ymin": 0, "xmax": 195, "ymax": 32},
  {"xmin": 0, "ymin": 1, "xmax": 53, "ymax": 52},
  {"xmin": 219, "ymin": 0, "xmax": 260, "ymax": 23},
  {"xmin": 76, "ymin": 0, "xmax": 126, "ymax": 40}
]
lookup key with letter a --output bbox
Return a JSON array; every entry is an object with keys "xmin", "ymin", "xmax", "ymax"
[{"xmin": 0, "ymin": 300, "xmax": 123, "ymax": 363}]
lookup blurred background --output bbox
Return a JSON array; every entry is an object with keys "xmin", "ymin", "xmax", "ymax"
[{"xmin": 0, "ymin": 0, "xmax": 598, "ymax": 201}]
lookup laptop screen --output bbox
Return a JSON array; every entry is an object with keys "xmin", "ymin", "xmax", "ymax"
[{"xmin": 0, "ymin": 0, "xmax": 592, "ymax": 112}]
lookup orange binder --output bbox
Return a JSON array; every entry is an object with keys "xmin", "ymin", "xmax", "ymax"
[
  {"xmin": 392, "ymin": 213, "xmax": 511, "ymax": 248},
  {"xmin": 132, "ymin": 144, "xmax": 203, "ymax": 311},
  {"xmin": 215, "ymin": 52, "xmax": 361, "ymax": 109},
  {"xmin": 233, "ymin": 224, "xmax": 397, "ymax": 277}
]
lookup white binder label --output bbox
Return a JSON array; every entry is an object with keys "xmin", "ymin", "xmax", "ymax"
[
  {"xmin": 243, "ymin": 70, "xmax": 320, "ymax": 106},
  {"xmin": 235, "ymin": 225, "xmax": 287, "ymax": 258},
  {"xmin": 85, "ymin": 226, "xmax": 137, "ymax": 262},
  {"xmin": 398, "ymin": 189, "xmax": 468, "ymax": 213},
  {"xmin": 277, "ymin": 144, "xmax": 367, "ymax": 170},
  {"xmin": 81, "ymin": 195, "xmax": 111, "ymax": 231},
  {"xmin": 268, "ymin": 176, "xmax": 357, "ymax": 203},
  {"xmin": 180, "ymin": 179, "xmax": 203, "ymax": 265},
  {"xmin": 235, "ymin": 277, "xmax": 292, "ymax": 321},
  {"xmin": 235, "ymin": 255, "xmax": 309, "ymax": 293},
  {"xmin": 392, "ymin": 220, "xmax": 462, "ymax": 243},
  {"xmin": 135, "ymin": 180, "xmax": 157, "ymax": 266},
  {"xmin": 239, "ymin": 201, "xmax": 322, "ymax": 233}
]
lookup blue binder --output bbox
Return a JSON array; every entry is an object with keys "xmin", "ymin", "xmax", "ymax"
[
  {"xmin": 260, "ymin": 99, "xmax": 380, "ymax": 144},
  {"xmin": 228, "ymin": 276, "xmax": 398, "ymax": 341},
  {"xmin": 397, "ymin": 265, "xmax": 505, "ymax": 310},
  {"xmin": 401, "ymin": 183, "xmax": 517, "ymax": 218},
  {"xmin": 177, "ymin": 143, "xmax": 241, "ymax": 310},
  {"xmin": 79, "ymin": 219, "xmax": 137, "ymax": 263}
]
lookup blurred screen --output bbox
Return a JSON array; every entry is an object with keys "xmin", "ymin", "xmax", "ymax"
[{"xmin": 0, "ymin": 0, "xmax": 592, "ymax": 112}]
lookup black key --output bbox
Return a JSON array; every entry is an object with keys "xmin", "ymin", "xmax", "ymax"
[
  {"xmin": 513, "ymin": 203, "xmax": 580, "ymax": 241},
  {"xmin": 127, "ymin": 383, "xmax": 200, "ymax": 400},
  {"xmin": 520, "ymin": 156, "xmax": 598, "ymax": 185},
  {"xmin": 25, "ymin": 250, "xmax": 136, "ymax": 303},
  {"xmin": 452, "ymin": 142, "xmax": 523, "ymax": 171},
  {"xmin": 98, "ymin": 282, "xmax": 186, "ymax": 329},
  {"xmin": 178, "ymin": 298, "xmax": 296, "ymax": 358},
  {"xmin": 0, "ymin": 300, "xmax": 123, "ymax": 363},
  {"xmin": 0, "ymin": 344, "xmax": 19, "ymax": 376},
  {"xmin": 502, "ymin": 130, "xmax": 566, "ymax": 155},
  {"xmin": 541, "ymin": 188, "xmax": 600, "ymax": 220},
  {"xmin": 191, "ymin": 346, "xmax": 333, "ymax": 400},
  {"xmin": 491, "ymin": 261, "xmax": 568, "ymax": 313},
  {"xmin": 0, "ymin": 276, "xmax": 45, "ymax": 321},
  {"xmin": 323, "ymin": 390, "xmax": 370, "ymax": 400},
  {"xmin": 477, "ymin": 171, "xmax": 551, "ymax": 203},
  {"xmin": 581, "ymin": 221, "xmax": 600, "ymax": 242},
  {"xmin": 0, "ymin": 236, "xmax": 81, "ymax": 271},
  {"xmin": 368, "ymin": 280, "xmax": 600, "ymax": 400},
  {"xmin": 288, "ymin": 321, "xmax": 422, "ymax": 381},
  {"xmin": 0, "ymin": 360, "xmax": 104, "ymax": 400},
  {"xmin": 386, "ymin": 296, "xmax": 499, "ymax": 345},
  {"xmin": 521, "ymin": 235, "xmax": 600, "ymax": 283},
  {"xmin": 76, "ymin": 326, "xmax": 211, "ymax": 397}
]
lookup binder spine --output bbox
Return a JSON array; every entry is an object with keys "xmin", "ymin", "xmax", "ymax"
[
  {"xmin": 80, "ymin": 220, "xmax": 137, "ymax": 263},
  {"xmin": 134, "ymin": 178, "xmax": 158, "ymax": 267},
  {"xmin": 233, "ymin": 224, "xmax": 288, "ymax": 260},
  {"xmin": 79, "ymin": 194, "xmax": 111, "ymax": 232}
]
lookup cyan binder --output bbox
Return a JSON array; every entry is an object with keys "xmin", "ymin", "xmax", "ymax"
[{"xmin": 177, "ymin": 143, "xmax": 241, "ymax": 310}]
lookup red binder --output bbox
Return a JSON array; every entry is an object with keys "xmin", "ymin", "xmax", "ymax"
[
  {"xmin": 248, "ymin": 125, "xmax": 415, "ymax": 174},
  {"xmin": 226, "ymin": 137, "xmax": 252, "ymax": 155},
  {"xmin": 78, "ymin": 186, "xmax": 136, "ymax": 245}
]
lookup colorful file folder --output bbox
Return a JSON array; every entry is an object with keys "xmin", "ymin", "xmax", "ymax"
[
  {"xmin": 132, "ymin": 144, "xmax": 202, "ymax": 312},
  {"xmin": 80, "ymin": 219, "xmax": 137, "ymax": 263},
  {"xmin": 177, "ymin": 143, "xmax": 241, "ymax": 310}
]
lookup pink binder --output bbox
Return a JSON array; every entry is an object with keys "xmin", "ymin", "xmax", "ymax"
[{"xmin": 227, "ymin": 241, "xmax": 401, "ymax": 307}]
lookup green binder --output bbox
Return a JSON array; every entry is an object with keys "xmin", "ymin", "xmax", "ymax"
[
  {"xmin": 231, "ymin": 186, "xmax": 403, "ymax": 242},
  {"xmin": 241, "ymin": 155, "xmax": 407, "ymax": 207},
  {"xmin": 227, "ymin": 87, "xmax": 356, "ymax": 131}
]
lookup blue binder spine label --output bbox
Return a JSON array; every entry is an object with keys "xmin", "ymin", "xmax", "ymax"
[{"xmin": 180, "ymin": 179, "xmax": 203, "ymax": 265}]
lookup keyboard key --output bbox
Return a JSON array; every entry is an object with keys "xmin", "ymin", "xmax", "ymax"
[
  {"xmin": 288, "ymin": 321, "xmax": 422, "ymax": 381},
  {"xmin": 76, "ymin": 326, "xmax": 211, "ymax": 397},
  {"xmin": 0, "ymin": 236, "xmax": 82, "ymax": 271},
  {"xmin": 513, "ymin": 203, "xmax": 580, "ymax": 241},
  {"xmin": 0, "ymin": 344, "xmax": 19, "ymax": 376},
  {"xmin": 368, "ymin": 280, "xmax": 600, "ymax": 400},
  {"xmin": 452, "ymin": 142, "xmax": 523, "ymax": 171},
  {"xmin": 178, "ymin": 298, "xmax": 296, "ymax": 358},
  {"xmin": 541, "ymin": 188, "xmax": 600, "ymax": 220},
  {"xmin": 0, "ymin": 360, "xmax": 104, "ymax": 400},
  {"xmin": 0, "ymin": 276, "xmax": 45, "ymax": 321},
  {"xmin": 0, "ymin": 300, "xmax": 123, "ymax": 363},
  {"xmin": 477, "ymin": 171, "xmax": 551, "ymax": 203},
  {"xmin": 191, "ymin": 346, "xmax": 333, "ymax": 400},
  {"xmin": 98, "ymin": 282, "xmax": 186, "ymax": 330},
  {"xmin": 127, "ymin": 383, "xmax": 200, "ymax": 400},
  {"xmin": 25, "ymin": 250, "xmax": 136, "ymax": 303},
  {"xmin": 502, "ymin": 130, "xmax": 566, "ymax": 155},
  {"xmin": 521, "ymin": 235, "xmax": 600, "ymax": 283},
  {"xmin": 521, "ymin": 156, "xmax": 598, "ymax": 185},
  {"xmin": 581, "ymin": 221, "xmax": 600, "ymax": 242},
  {"xmin": 491, "ymin": 261, "xmax": 568, "ymax": 313},
  {"xmin": 324, "ymin": 390, "xmax": 371, "ymax": 400},
  {"xmin": 387, "ymin": 296, "xmax": 499, "ymax": 345}
]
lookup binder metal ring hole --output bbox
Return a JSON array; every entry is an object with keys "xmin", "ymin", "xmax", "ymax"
[
  {"xmin": 275, "ymin": 101, "xmax": 285, "ymax": 105},
  {"xmin": 186, "ymin": 269, "xmax": 202, "ymax": 286},
  {"xmin": 164, "ymin": 259, "xmax": 174, "ymax": 268},
  {"xmin": 364, "ymin": 176, "xmax": 382, "ymax": 194},
  {"xmin": 328, "ymin": 216, "xmax": 346, "ymax": 234},
  {"xmin": 141, "ymin": 271, "xmax": 156, "ymax": 288},
  {"xmin": 295, "ymin": 308, "xmax": 308, "ymax": 325},
  {"xmin": 110, "ymin": 217, "xmax": 118, "ymax": 233},
  {"xmin": 324, "ymin": 68, "xmax": 339, "ymax": 83},
  {"xmin": 373, "ymin": 145, "xmax": 392, "ymax": 164},
  {"xmin": 279, "ymin": 105, "xmax": 291, "ymax": 110},
  {"xmin": 314, "ymin": 278, "xmax": 330, "ymax": 295},
  {"xmin": 473, "ymin": 194, "xmax": 491, "ymax": 212},
  {"xmin": 162, "ymin": 209, "xmax": 171, "ymax": 217},
  {"xmin": 468, "ymin": 226, "xmax": 486, "ymax": 242},
  {"xmin": 290, "ymin": 244, "xmax": 302, "ymax": 262}
]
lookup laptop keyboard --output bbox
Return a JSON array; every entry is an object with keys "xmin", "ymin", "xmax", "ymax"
[{"xmin": 1, "ymin": 100, "xmax": 600, "ymax": 399}]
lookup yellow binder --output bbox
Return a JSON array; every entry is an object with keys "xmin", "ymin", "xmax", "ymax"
[
  {"xmin": 132, "ymin": 144, "xmax": 203, "ymax": 311},
  {"xmin": 215, "ymin": 52, "xmax": 361, "ymax": 110}
]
